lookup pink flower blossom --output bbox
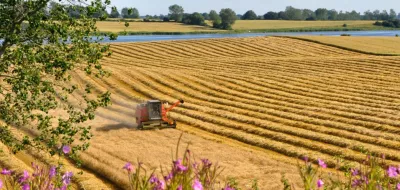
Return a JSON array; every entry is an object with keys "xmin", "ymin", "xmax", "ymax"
[
  {"xmin": 173, "ymin": 159, "xmax": 188, "ymax": 172},
  {"xmin": 22, "ymin": 183, "xmax": 30, "ymax": 190},
  {"xmin": 177, "ymin": 185, "xmax": 182, "ymax": 190},
  {"xmin": 0, "ymin": 179, "xmax": 3, "ymax": 189},
  {"xmin": 1, "ymin": 168, "xmax": 12, "ymax": 175},
  {"xmin": 303, "ymin": 156, "xmax": 309, "ymax": 163},
  {"xmin": 123, "ymin": 162, "xmax": 134, "ymax": 172},
  {"xmin": 19, "ymin": 170, "xmax": 29, "ymax": 183},
  {"xmin": 154, "ymin": 180, "xmax": 165, "ymax": 190},
  {"xmin": 149, "ymin": 174, "xmax": 158, "ymax": 184},
  {"xmin": 201, "ymin": 159, "xmax": 212, "ymax": 168},
  {"xmin": 62, "ymin": 171, "xmax": 73, "ymax": 185},
  {"xmin": 49, "ymin": 166, "xmax": 57, "ymax": 178},
  {"xmin": 62, "ymin": 145, "xmax": 71, "ymax": 154},
  {"xmin": 224, "ymin": 185, "xmax": 235, "ymax": 190},
  {"xmin": 192, "ymin": 179, "xmax": 203, "ymax": 190},
  {"xmin": 164, "ymin": 172, "xmax": 173, "ymax": 181},
  {"xmin": 388, "ymin": 166, "xmax": 398, "ymax": 178},
  {"xmin": 351, "ymin": 168, "xmax": 359, "ymax": 176},
  {"xmin": 317, "ymin": 179, "xmax": 324, "ymax": 188},
  {"xmin": 318, "ymin": 159, "xmax": 327, "ymax": 168}
]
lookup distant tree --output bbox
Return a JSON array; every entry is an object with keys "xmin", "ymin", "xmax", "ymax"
[
  {"xmin": 285, "ymin": 6, "xmax": 303, "ymax": 20},
  {"xmin": 169, "ymin": 4, "xmax": 184, "ymax": 22},
  {"xmin": 315, "ymin": 8, "xmax": 329, "ymax": 20},
  {"xmin": 328, "ymin": 9, "xmax": 338, "ymax": 20},
  {"xmin": 202, "ymin": 12, "xmax": 210, "ymax": 20},
  {"xmin": 209, "ymin": 10, "xmax": 220, "ymax": 21},
  {"xmin": 398, "ymin": 13, "xmax": 400, "ymax": 19},
  {"xmin": 163, "ymin": 17, "xmax": 170, "ymax": 22},
  {"xmin": 209, "ymin": 10, "xmax": 222, "ymax": 27},
  {"xmin": 121, "ymin": 7, "xmax": 139, "ymax": 18},
  {"xmin": 363, "ymin": 10, "xmax": 374, "ymax": 20},
  {"xmin": 380, "ymin": 10, "xmax": 389, "ymax": 20},
  {"xmin": 219, "ymin": 8, "xmax": 237, "ymax": 29},
  {"xmin": 109, "ymin": 8, "xmax": 120, "ymax": 18},
  {"xmin": 263, "ymin": 12, "xmax": 279, "ymax": 20},
  {"xmin": 389, "ymin": 9, "xmax": 397, "ymax": 20},
  {"xmin": 242, "ymin": 10, "xmax": 258, "ymax": 20},
  {"xmin": 67, "ymin": 5, "xmax": 86, "ymax": 18},
  {"xmin": 373, "ymin": 10, "xmax": 381, "ymax": 20},
  {"xmin": 302, "ymin": 9, "xmax": 315, "ymax": 20},
  {"xmin": 182, "ymin": 12, "xmax": 205, "ymax": 25},
  {"xmin": 278, "ymin": 11, "xmax": 288, "ymax": 20},
  {"xmin": 236, "ymin": 14, "xmax": 243, "ymax": 20}
]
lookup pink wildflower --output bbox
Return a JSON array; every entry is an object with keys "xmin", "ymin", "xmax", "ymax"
[
  {"xmin": 123, "ymin": 162, "xmax": 134, "ymax": 172},
  {"xmin": 62, "ymin": 145, "xmax": 71, "ymax": 154},
  {"xmin": 192, "ymin": 179, "xmax": 203, "ymax": 190},
  {"xmin": 388, "ymin": 166, "xmax": 398, "ymax": 178},
  {"xmin": 317, "ymin": 179, "xmax": 324, "ymax": 188},
  {"xmin": 22, "ymin": 183, "xmax": 30, "ymax": 190},
  {"xmin": 177, "ymin": 185, "xmax": 183, "ymax": 190},
  {"xmin": 1, "ymin": 168, "xmax": 12, "ymax": 175},
  {"xmin": 318, "ymin": 159, "xmax": 327, "ymax": 168},
  {"xmin": 397, "ymin": 183, "xmax": 400, "ymax": 190},
  {"xmin": 351, "ymin": 168, "xmax": 359, "ymax": 176},
  {"xmin": 173, "ymin": 159, "xmax": 187, "ymax": 172},
  {"xmin": 19, "ymin": 170, "xmax": 29, "ymax": 183}
]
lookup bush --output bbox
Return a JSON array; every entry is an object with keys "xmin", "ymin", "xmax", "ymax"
[
  {"xmin": 123, "ymin": 134, "xmax": 233, "ymax": 190},
  {"xmin": 181, "ymin": 12, "xmax": 205, "ymax": 26},
  {"xmin": 343, "ymin": 23, "xmax": 347, "ymax": 27},
  {"xmin": 143, "ymin": 18, "xmax": 150, "ymax": 22},
  {"xmin": 396, "ymin": 34, "xmax": 399, "ymax": 37},
  {"xmin": 341, "ymin": 34, "xmax": 351, "ymax": 36},
  {"xmin": 0, "ymin": 163, "xmax": 73, "ymax": 189},
  {"xmin": 283, "ymin": 154, "xmax": 400, "ymax": 190},
  {"xmin": 163, "ymin": 17, "xmax": 170, "ymax": 22},
  {"xmin": 374, "ymin": 21, "xmax": 383, "ymax": 26}
]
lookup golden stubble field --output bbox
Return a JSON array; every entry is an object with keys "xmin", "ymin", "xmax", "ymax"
[
  {"xmin": 2, "ymin": 36, "xmax": 400, "ymax": 189},
  {"xmin": 73, "ymin": 36, "xmax": 400, "ymax": 189},
  {"xmin": 298, "ymin": 36, "xmax": 400, "ymax": 54}
]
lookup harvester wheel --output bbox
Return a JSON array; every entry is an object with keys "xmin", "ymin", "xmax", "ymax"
[{"xmin": 137, "ymin": 124, "xmax": 143, "ymax": 130}]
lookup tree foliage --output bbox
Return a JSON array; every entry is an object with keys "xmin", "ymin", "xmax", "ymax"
[
  {"xmin": 264, "ymin": 11, "xmax": 279, "ymax": 20},
  {"xmin": 168, "ymin": 4, "xmax": 184, "ymax": 22},
  {"xmin": 0, "ymin": 0, "xmax": 118, "ymax": 164},
  {"xmin": 218, "ymin": 8, "xmax": 237, "ymax": 30},
  {"xmin": 121, "ymin": 7, "xmax": 139, "ymax": 18},
  {"xmin": 182, "ymin": 12, "xmax": 205, "ymax": 26},
  {"xmin": 242, "ymin": 10, "xmax": 258, "ymax": 20},
  {"xmin": 109, "ymin": 7, "xmax": 120, "ymax": 18}
]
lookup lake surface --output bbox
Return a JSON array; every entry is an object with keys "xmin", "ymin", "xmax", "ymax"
[
  {"xmin": 1, "ymin": 30, "xmax": 399, "ymax": 44},
  {"xmin": 104, "ymin": 30, "xmax": 400, "ymax": 43}
]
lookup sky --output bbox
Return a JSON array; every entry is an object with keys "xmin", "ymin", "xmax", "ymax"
[{"xmin": 111, "ymin": 0, "xmax": 400, "ymax": 15}]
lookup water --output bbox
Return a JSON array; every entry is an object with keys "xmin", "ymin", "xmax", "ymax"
[
  {"xmin": 1, "ymin": 30, "xmax": 400, "ymax": 44},
  {"xmin": 103, "ymin": 30, "xmax": 400, "ymax": 43}
]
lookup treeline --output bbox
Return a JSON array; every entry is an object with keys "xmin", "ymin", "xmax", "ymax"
[
  {"xmin": 242, "ymin": 6, "xmax": 399, "ymax": 21},
  {"xmin": 54, "ymin": 1, "xmax": 400, "ymax": 30}
]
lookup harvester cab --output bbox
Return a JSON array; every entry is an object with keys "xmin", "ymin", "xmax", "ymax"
[{"xmin": 135, "ymin": 99, "xmax": 184, "ymax": 130}]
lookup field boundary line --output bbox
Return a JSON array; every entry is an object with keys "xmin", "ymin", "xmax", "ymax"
[{"xmin": 277, "ymin": 36, "xmax": 400, "ymax": 56}]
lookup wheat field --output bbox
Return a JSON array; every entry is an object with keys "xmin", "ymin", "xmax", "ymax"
[
  {"xmin": 3, "ymin": 36, "xmax": 400, "ymax": 189},
  {"xmin": 96, "ymin": 21, "xmax": 222, "ymax": 33},
  {"xmin": 68, "ymin": 36, "xmax": 400, "ymax": 188},
  {"xmin": 298, "ymin": 36, "xmax": 400, "ymax": 54}
]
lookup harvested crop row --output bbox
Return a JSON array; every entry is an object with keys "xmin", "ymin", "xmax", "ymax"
[{"xmin": 114, "ymin": 68, "xmax": 400, "ymax": 162}]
